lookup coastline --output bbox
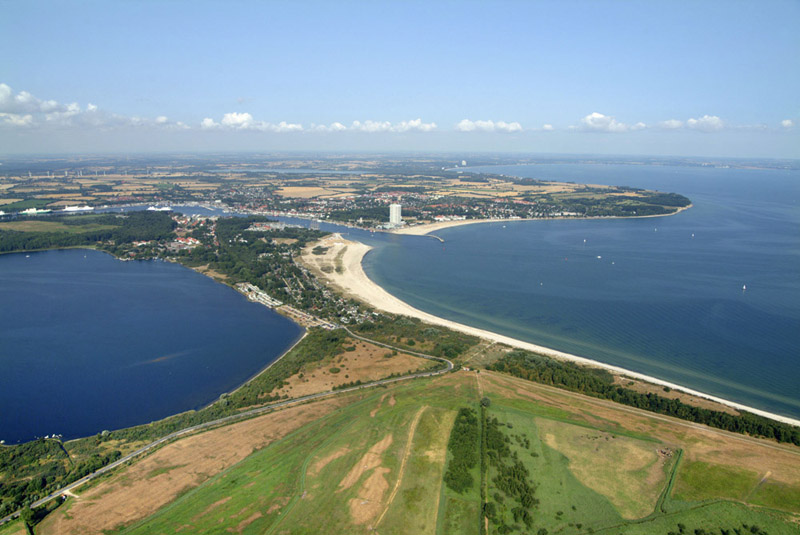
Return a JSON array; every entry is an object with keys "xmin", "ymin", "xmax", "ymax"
[
  {"xmin": 391, "ymin": 204, "xmax": 692, "ymax": 236},
  {"xmin": 304, "ymin": 234, "xmax": 800, "ymax": 428}
]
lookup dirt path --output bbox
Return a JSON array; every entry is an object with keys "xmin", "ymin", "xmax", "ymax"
[{"xmin": 373, "ymin": 406, "xmax": 427, "ymax": 529}]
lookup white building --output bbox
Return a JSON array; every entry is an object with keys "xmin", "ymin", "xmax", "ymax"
[{"xmin": 389, "ymin": 203, "xmax": 402, "ymax": 225}]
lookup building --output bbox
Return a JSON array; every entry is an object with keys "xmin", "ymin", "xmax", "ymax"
[{"xmin": 389, "ymin": 203, "xmax": 402, "ymax": 225}]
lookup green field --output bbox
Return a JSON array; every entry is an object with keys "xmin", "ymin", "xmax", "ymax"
[
  {"xmin": 0, "ymin": 220, "xmax": 116, "ymax": 233},
  {"xmin": 37, "ymin": 372, "xmax": 800, "ymax": 535}
]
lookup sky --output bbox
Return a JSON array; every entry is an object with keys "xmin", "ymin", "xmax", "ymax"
[{"xmin": 1, "ymin": 0, "xmax": 798, "ymax": 158}]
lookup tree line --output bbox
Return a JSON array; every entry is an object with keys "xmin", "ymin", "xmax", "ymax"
[
  {"xmin": 443, "ymin": 408, "xmax": 480, "ymax": 494},
  {"xmin": 488, "ymin": 350, "xmax": 800, "ymax": 446}
]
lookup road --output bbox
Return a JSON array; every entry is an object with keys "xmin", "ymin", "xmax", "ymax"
[{"xmin": 0, "ymin": 330, "xmax": 453, "ymax": 526}]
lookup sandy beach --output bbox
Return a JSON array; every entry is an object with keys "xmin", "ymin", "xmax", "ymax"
[{"xmin": 302, "ymin": 233, "xmax": 800, "ymax": 428}]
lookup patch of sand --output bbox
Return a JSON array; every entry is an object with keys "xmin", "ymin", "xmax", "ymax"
[
  {"xmin": 370, "ymin": 393, "xmax": 389, "ymax": 418},
  {"xmin": 193, "ymin": 264, "xmax": 229, "ymax": 280},
  {"xmin": 338, "ymin": 434, "xmax": 393, "ymax": 491},
  {"xmin": 191, "ymin": 496, "xmax": 232, "ymax": 523},
  {"xmin": 232, "ymin": 511, "xmax": 262, "ymax": 532},
  {"xmin": 37, "ymin": 397, "xmax": 349, "ymax": 535},
  {"xmin": 348, "ymin": 467, "xmax": 391, "ymax": 525},
  {"xmin": 266, "ymin": 497, "xmax": 290, "ymax": 514},
  {"xmin": 309, "ymin": 446, "xmax": 351, "ymax": 476}
]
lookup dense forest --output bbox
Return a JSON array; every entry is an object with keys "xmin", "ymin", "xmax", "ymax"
[{"xmin": 0, "ymin": 211, "xmax": 175, "ymax": 253}]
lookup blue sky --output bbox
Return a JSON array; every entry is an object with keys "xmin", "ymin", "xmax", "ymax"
[{"xmin": 1, "ymin": 0, "xmax": 798, "ymax": 157}]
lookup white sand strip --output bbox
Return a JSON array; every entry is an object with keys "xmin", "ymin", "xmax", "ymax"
[{"xmin": 306, "ymin": 234, "xmax": 800, "ymax": 428}]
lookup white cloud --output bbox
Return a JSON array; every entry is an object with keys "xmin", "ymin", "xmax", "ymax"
[
  {"xmin": 269, "ymin": 121, "xmax": 304, "ymax": 133},
  {"xmin": 686, "ymin": 115, "xmax": 724, "ymax": 132},
  {"xmin": 541, "ymin": 124, "xmax": 554, "ymax": 131},
  {"xmin": 351, "ymin": 120, "xmax": 392, "ymax": 132},
  {"xmin": 579, "ymin": 112, "xmax": 642, "ymax": 133},
  {"xmin": 392, "ymin": 118, "xmax": 437, "ymax": 132},
  {"xmin": 659, "ymin": 119, "xmax": 684, "ymax": 130},
  {"xmin": 781, "ymin": 119, "xmax": 794, "ymax": 128},
  {"xmin": 311, "ymin": 122, "xmax": 348, "ymax": 132},
  {"xmin": 221, "ymin": 111, "xmax": 254, "ymax": 128},
  {"xmin": 308, "ymin": 119, "xmax": 435, "ymax": 133},
  {"xmin": 207, "ymin": 112, "xmax": 303, "ymax": 132},
  {"xmin": 201, "ymin": 117, "xmax": 218, "ymax": 129},
  {"xmin": 456, "ymin": 119, "xmax": 523, "ymax": 133},
  {"xmin": 0, "ymin": 112, "xmax": 34, "ymax": 127},
  {"xmin": 0, "ymin": 82, "xmax": 191, "ymax": 131}
]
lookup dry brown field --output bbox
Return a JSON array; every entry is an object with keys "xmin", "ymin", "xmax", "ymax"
[
  {"xmin": 269, "ymin": 338, "xmax": 432, "ymax": 399},
  {"xmin": 37, "ymin": 395, "xmax": 356, "ymax": 535}
]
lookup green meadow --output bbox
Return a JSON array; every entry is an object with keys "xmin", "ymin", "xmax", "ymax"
[{"xmin": 35, "ymin": 371, "xmax": 800, "ymax": 535}]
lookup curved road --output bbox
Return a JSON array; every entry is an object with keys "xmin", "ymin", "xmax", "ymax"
[{"xmin": 1, "ymin": 330, "xmax": 452, "ymax": 525}]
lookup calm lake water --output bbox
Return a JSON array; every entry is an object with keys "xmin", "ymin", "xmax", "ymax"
[
  {"xmin": 364, "ymin": 164, "xmax": 800, "ymax": 420},
  {"xmin": 0, "ymin": 249, "xmax": 303, "ymax": 444}
]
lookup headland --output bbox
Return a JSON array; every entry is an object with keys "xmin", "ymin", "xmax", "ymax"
[{"xmin": 391, "ymin": 205, "xmax": 692, "ymax": 236}]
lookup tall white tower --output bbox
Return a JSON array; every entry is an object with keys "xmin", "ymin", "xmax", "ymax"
[{"xmin": 389, "ymin": 203, "xmax": 402, "ymax": 225}]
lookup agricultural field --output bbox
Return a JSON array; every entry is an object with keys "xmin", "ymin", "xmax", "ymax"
[
  {"xmin": 0, "ymin": 220, "xmax": 116, "ymax": 234},
  {"xmin": 30, "ymin": 369, "xmax": 800, "ymax": 535}
]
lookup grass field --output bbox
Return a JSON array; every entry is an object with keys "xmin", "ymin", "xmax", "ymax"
[
  {"xmin": 35, "ymin": 370, "xmax": 800, "ymax": 534},
  {"xmin": 0, "ymin": 220, "xmax": 116, "ymax": 233},
  {"xmin": 0, "ymin": 520, "xmax": 25, "ymax": 535},
  {"xmin": 535, "ymin": 417, "xmax": 672, "ymax": 519}
]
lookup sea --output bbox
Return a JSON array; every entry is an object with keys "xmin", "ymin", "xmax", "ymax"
[
  {"xmin": 0, "ymin": 249, "xmax": 303, "ymax": 444},
  {"xmin": 363, "ymin": 164, "xmax": 800, "ymax": 421}
]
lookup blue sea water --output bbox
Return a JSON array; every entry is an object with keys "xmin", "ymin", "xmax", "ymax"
[
  {"xmin": 0, "ymin": 249, "xmax": 303, "ymax": 444},
  {"xmin": 364, "ymin": 164, "xmax": 800, "ymax": 420}
]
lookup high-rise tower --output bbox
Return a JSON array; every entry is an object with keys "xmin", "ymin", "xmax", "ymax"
[{"xmin": 389, "ymin": 203, "xmax": 402, "ymax": 225}]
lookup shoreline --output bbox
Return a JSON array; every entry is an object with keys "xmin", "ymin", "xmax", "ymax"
[
  {"xmin": 304, "ymin": 234, "xmax": 800, "ymax": 428},
  {"xmin": 391, "ymin": 205, "xmax": 692, "ymax": 236}
]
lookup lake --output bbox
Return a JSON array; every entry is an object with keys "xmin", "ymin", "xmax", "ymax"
[{"xmin": 0, "ymin": 249, "xmax": 303, "ymax": 444}]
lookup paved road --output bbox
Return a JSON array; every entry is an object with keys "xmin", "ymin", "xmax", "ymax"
[{"xmin": 1, "ymin": 332, "xmax": 452, "ymax": 526}]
